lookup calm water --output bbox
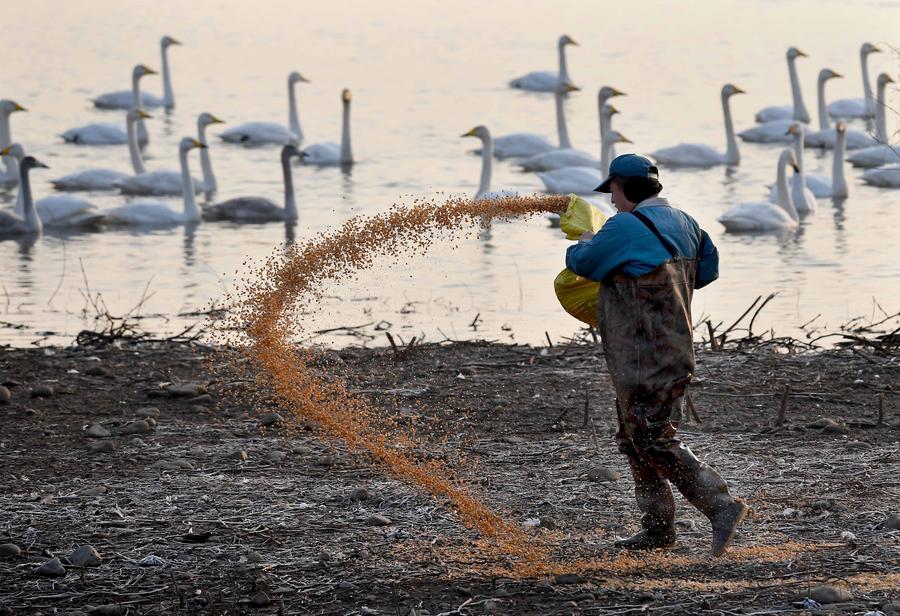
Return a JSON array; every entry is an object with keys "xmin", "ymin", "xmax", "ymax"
[{"xmin": 1, "ymin": 0, "xmax": 898, "ymax": 347}]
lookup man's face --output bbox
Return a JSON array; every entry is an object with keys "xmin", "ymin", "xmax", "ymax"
[{"xmin": 610, "ymin": 178, "xmax": 636, "ymax": 213}]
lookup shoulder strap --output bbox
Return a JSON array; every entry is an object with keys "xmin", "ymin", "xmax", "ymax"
[{"xmin": 631, "ymin": 210, "xmax": 680, "ymax": 260}]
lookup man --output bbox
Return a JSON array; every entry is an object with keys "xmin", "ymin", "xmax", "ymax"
[{"xmin": 566, "ymin": 154, "xmax": 747, "ymax": 557}]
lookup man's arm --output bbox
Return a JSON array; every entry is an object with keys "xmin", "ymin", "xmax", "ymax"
[
  {"xmin": 695, "ymin": 230, "xmax": 719, "ymax": 289},
  {"xmin": 565, "ymin": 217, "xmax": 628, "ymax": 282}
]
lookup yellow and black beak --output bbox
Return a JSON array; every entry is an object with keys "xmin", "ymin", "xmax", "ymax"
[
  {"xmin": 619, "ymin": 134, "xmax": 633, "ymax": 144},
  {"xmin": 13, "ymin": 102, "xmax": 27, "ymax": 112},
  {"xmin": 191, "ymin": 138, "xmax": 208, "ymax": 149},
  {"xmin": 462, "ymin": 127, "xmax": 479, "ymax": 138}
]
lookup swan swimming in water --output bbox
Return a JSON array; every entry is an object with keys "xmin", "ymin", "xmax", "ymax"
[
  {"xmin": 771, "ymin": 120, "xmax": 849, "ymax": 199},
  {"xmin": 518, "ymin": 109, "xmax": 626, "ymax": 171},
  {"xmin": 754, "ymin": 47, "xmax": 811, "ymax": 123},
  {"xmin": 220, "ymin": 72, "xmax": 308, "ymax": 146},
  {"xmin": 597, "ymin": 86, "xmax": 626, "ymax": 158},
  {"xmin": 93, "ymin": 36, "xmax": 181, "ymax": 109},
  {"xmin": 114, "ymin": 112, "xmax": 222, "ymax": 195},
  {"xmin": 862, "ymin": 164, "xmax": 900, "ymax": 188},
  {"xmin": 780, "ymin": 124, "xmax": 818, "ymax": 214},
  {"xmin": 300, "ymin": 89, "xmax": 354, "ymax": 166},
  {"xmin": 62, "ymin": 65, "xmax": 156, "ymax": 145},
  {"xmin": 51, "ymin": 109, "xmax": 151, "ymax": 191},
  {"xmin": 204, "ymin": 145, "xmax": 302, "ymax": 222},
  {"xmin": 461, "ymin": 126, "xmax": 519, "ymax": 201},
  {"xmin": 103, "ymin": 137, "xmax": 206, "ymax": 226},
  {"xmin": 805, "ymin": 69, "xmax": 876, "ymax": 150},
  {"xmin": 0, "ymin": 156, "xmax": 45, "ymax": 236},
  {"xmin": 3, "ymin": 145, "xmax": 105, "ymax": 227},
  {"xmin": 0, "ymin": 99, "xmax": 27, "ymax": 186},
  {"xmin": 651, "ymin": 84, "xmax": 744, "ymax": 167},
  {"xmin": 828, "ymin": 43, "xmax": 881, "ymax": 119},
  {"xmin": 718, "ymin": 149, "xmax": 800, "ymax": 233},
  {"xmin": 847, "ymin": 74, "xmax": 900, "ymax": 168},
  {"xmin": 534, "ymin": 130, "xmax": 633, "ymax": 194},
  {"xmin": 509, "ymin": 35, "xmax": 578, "ymax": 92}
]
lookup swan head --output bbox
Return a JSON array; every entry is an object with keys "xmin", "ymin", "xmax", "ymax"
[
  {"xmin": 877, "ymin": 72, "xmax": 895, "ymax": 87},
  {"xmin": 787, "ymin": 47, "xmax": 808, "ymax": 60},
  {"xmin": 861, "ymin": 42, "xmax": 881, "ymax": 56},
  {"xmin": 835, "ymin": 120, "xmax": 847, "ymax": 135},
  {"xmin": 785, "ymin": 122, "xmax": 805, "ymax": 137},
  {"xmin": 281, "ymin": 144, "xmax": 301, "ymax": 162},
  {"xmin": 161, "ymin": 35, "xmax": 181, "ymax": 48},
  {"xmin": 0, "ymin": 100, "xmax": 27, "ymax": 115},
  {"xmin": 134, "ymin": 64, "xmax": 157, "ymax": 79},
  {"xmin": 555, "ymin": 82, "xmax": 580, "ymax": 95},
  {"xmin": 598, "ymin": 86, "xmax": 625, "ymax": 99},
  {"xmin": 341, "ymin": 89, "xmax": 352, "ymax": 103},
  {"xmin": 127, "ymin": 108, "xmax": 153, "ymax": 122},
  {"xmin": 819, "ymin": 68, "xmax": 843, "ymax": 82},
  {"xmin": 611, "ymin": 131, "xmax": 632, "ymax": 145},
  {"xmin": 20, "ymin": 156, "xmax": 49, "ymax": 172},
  {"xmin": 559, "ymin": 35, "xmax": 578, "ymax": 47},
  {"xmin": 462, "ymin": 126, "xmax": 490, "ymax": 141},
  {"xmin": 779, "ymin": 148, "xmax": 799, "ymax": 173},
  {"xmin": 179, "ymin": 137, "xmax": 207, "ymax": 153},
  {"xmin": 722, "ymin": 84, "xmax": 745, "ymax": 98},
  {"xmin": 198, "ymin": 112, "xmax": 225, "ymax": 128},
  {"xmin": 0, "ymin": 143, "xmax": 25, "ymax": 161},
  {"xmin": 603, "ymin": 104, "xmax": 620, "ymax": 118},
  {"xmin": 289, "ymin": 71, "xmax": 311, "ymax": 85}
]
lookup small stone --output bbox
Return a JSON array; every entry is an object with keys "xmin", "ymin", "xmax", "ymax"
[
  {"xmin": 79, "ymin": 485, "xmax": 108, "ymax": 496},
  {"xmin": 188, "ymin": 393, "xmax": 213, "ymax": 404},
  {"xmin": 30, "ymin": 385, "xmax": 54, "ymax": 398},
  {"xmin": 69, "ymin": 545, "xmax": 102, "ymax": 567},
  {"xmin": 0, "ymin": 385, "xmax": 10, "ymax": 404},
  {"xmin": 248, "ymin": 591, "xmax": 270, "ymax": 608},
  {"xmin": 351, "ymin": 487, "xmax": 373, "ymax": 501},
  {"xmin": 0, "ymin": 543, "xmax": 21, "ymax": 558},
  {"xmin": 135, "ymin": 406, "xmax": 160, "ymax": 419},
  {"xmin": 35, "ymin": 557, "xmax": 66, "ymax": 577},
  {"xmin": 318, "ymin": 549, "xmax": 331, "ymax": 562},
  {"xmin": 882, "ymin": 602, "xmax": 900, "ymax": 614},
  {"xmin": 84, "ymin": 365, "xmax": 108, "ymax": 377},
  {"xmin": 265, "ymin": 450, "xmax": 287, "ymax": 464},
  {"xmin": 167, "ymin": 383, "xmax": 207, "ymax": 398},
  {"xmin": 555, "ymin": 573, "xmax": 585, "ymax": 585},
  {"xmin": 139, "ymin": 554, "xmax": 164, "ymax": 567},
  {"xmin": 316, "ymin": 454, "xmax": 334, "ymax": 466},
  {"xmin": 587, "ymin": 466, "xmax": 621, "ymax": 482},
  {"xmin": 881, "ymin": 513, "xmax": 900, "ymax": 530},
  {"xmin": 336, "ymin": 581, "xmax": 356, "ymax": 591},
  {"xmin": 227, "ymin": 450, "xmax": 249, "ymax": 462},
  {"xmin": 85, "ymin": 423, "xmax": 111, "ymax": 438},
  {"xmin": 808, "ymin": 585, "xmax": 853, "ymax": 604},
  {"xmin": 88, "ymin": 441, "xmax": 115, "ymax": 454},
  {"xmin": 807, "ymin": 418, "xmax": 849, "ymax": 434},
  {"xmin": 258, "ymin": 412, "xmax": 282, "ymax": 427},
  {"xmin": 365, "ymin": 514, "xmax": 392, "ymax": 527},
  {"xmin": 150, "ymin": 459, "xmax": 194, "ymax": 471},
  {"xmin": 245, "ymin": 550, "xmax": 264, "ymax": 563},
  {"xmin": 120, "ymin": 420, "xmax": 151, "ymax": 435},
  {"xmin": 539, "ymin": 517, "xmax": 557, "ymax": 530}
]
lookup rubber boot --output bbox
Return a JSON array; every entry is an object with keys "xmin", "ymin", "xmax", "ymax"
[{"xmin": 614, "ymin": 456, "xmax": 677, "ymax": 551}]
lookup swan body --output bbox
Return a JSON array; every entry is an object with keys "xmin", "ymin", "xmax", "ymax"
[
  {"xmin": 93, "ymin": 37, "xmax": 180, "ymax": 109},
  {"xmin": 537, "ymin": 166, "xmax": 605, "ymax": 195},
  {"xmin": 754, "ymin": 47, "xmax": 810, "ymax": 123},
  {"xmin": 846, "ymin": 74, "xmax": 899, "ymax": 167},
  {"xmin": 301, "ymin": 89, "xmax": 354, "ymax": 166},
  {"xmin": 522, "ymin": 126, "xmax": 631, "ymax": 174},
  {"xmin": 104, "ymin": 137, "xmax": 205, "ymax": 225},
  {"xmin": 739, "ymin": 120, "xmax": 795, "ymax": 144},
  {"xmin": 461, "ymin": 126, "xmax": 518, "ymax": 200},
  {"xmin": 52, "ymin": 109, "xmax": 151, "ymax": 191},
  {"xmin": 719, "ymin": 149, "xmax": 799, "ymax": 233},
  {"xmin": 0, "ymin": 99, "xmax": 28, "ymax": 186},
  {"xmin": 509, "ymin": 35, "xmax": 577, "ymax": 91},
  {"xmin": 862, "ymin": 164, "xmax": 900, "ymax": 188},
  {"xmin": 519, "ymin": 104, "xmax": 621, "ymax": 171},
  {"xmin": 220, "ymin": 72, "xmax": 308, "ymax": 146},
  {"xmin": 33, "ymin": 195, "xmax": 105, "ymax": 227},
  {"xmin": 828, "ymin": 43, "xmax": 881, "ymax": 119},
  {"xmin": 653, "ymin": 83, "xmax": 744, "ymax": 166},
  {"xmin": 0, "ymin": 156, "xmax": 45, "ymax": 235},
  {"xmin": 204, "ymin": 145, "xmax": 301, "ymax": 222},
  {"xmin": 72, "ymin": 65, "xmax": 156, "ymax": 144},
  {"xmin": 805, "ymin": 69, "xmax": 876, "ymax": 149}
]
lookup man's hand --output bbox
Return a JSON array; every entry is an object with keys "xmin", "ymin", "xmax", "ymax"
[{"xmin": 579, "ymin": 231, "xmax": 595, "ymax": 242}]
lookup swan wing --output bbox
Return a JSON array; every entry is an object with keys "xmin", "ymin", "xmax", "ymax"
[
  {"xmin": 93, "ymin": 90, "xmax": 166, "ymax": 109},
  {"xmin": 115, "ymin": 170, "xmax": 200, "ymax": 196},
  {"xmin": 104, "ymin": 201, "xmax": 183, "ymax": 225},
  {"xmin": 0, "ymin": 211, "xmax": 28, "ymax": 234},
  {"xmin": 805, "ymin": 173, "xmax": 833, "ymax": 198},
  {"xmin": 718, "ymin": 202, "xmax": 797, "ymax": 232},
  {"xmin": 754, "ymin": 105, "xmax": 793, "ymax": 123},
  {"xmin": 51, "ymin": 168, "xmax": 128, "ymax": 191},
  {"xmin": 537, "ymin": 166, "xmax": 604, "ymax": 194},
  {"xmin": 738, "ymin": 120, "xmax": 795, "ymax": 144},
  {"xmin": 486, "ymin": 134, "xmax": 555, "ymax": 159},
  {"xmin": 651, "ymin": 143, "xmax": 723, "ymax": 167},
  {"xmin": 862, "ymin": 164, "xmax": 900, "ymax": 188},
  {"xmin": 509, "ymin": 71, "xmax": 560, "ymax": 92},
  {"xmin": 35, "ymin": 195, "xmax": 96, "ymax": 225},
  {"xmin": 61, "ymin": 123, "xmax": 128, "ymax": 145},
  {"xmin": 203, "ymin": 198, "xmax": 284, "ymax": 222},
  {"xmin": 219, "ymin": 122, "xmax": 297, "ymax": 146},
  {"xmin": 519, "ymin": 148, "xmax": 597, "ymax": 171},
  {"xmin": 847, "ymin": 145, "xmax": 900, "ymax": 168},
  {"xmin": 827, "ymin": 98, "xmax": 870, "ymax": 119},
  {"xmin": 806, "ymin": 129, "xmax": 877, "ymax": 150},
  {"xmin": 300, "ymin": 142, "xmax": 341, "ymax": 165}
]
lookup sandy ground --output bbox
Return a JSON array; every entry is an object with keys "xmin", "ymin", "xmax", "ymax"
[{"xmin": 0, "ymin": 338, "xmax": 898, "ymax": 615}]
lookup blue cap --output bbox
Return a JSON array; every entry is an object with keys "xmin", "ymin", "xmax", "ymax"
[{"xmin": 595, "ymin": 154, "xmax": 659, "ymax": 193}]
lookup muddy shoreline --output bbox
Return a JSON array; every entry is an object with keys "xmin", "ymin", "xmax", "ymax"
[{"xmin": 1, "ymin": 338, "xmax": 898, "ymax": 615}]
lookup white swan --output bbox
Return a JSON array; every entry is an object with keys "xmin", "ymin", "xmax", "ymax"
[
  {"xmin": 773, "ymin": 120, "xmax": 849, "ymax": 199},
  {"xmin": 754, "ymin": 47, "xmax": 811, "ymax": 123},
  {"xmin": 114, "ymin": 112, "xmax": 222, "ymax": 195},
  {"xmin": 51, "ymin": 109, "xmax": 151, "ymax": 191},
  {"xmin": 474, "ymin": 82, "xmax": 578, "ymax": 159},
  {"xmin": 0, "ymin": 99, "xmax": 27, "ymax": 186},
  {"xmin": 461, "ymin": 126, "xmax": 518, "ymax": 201},
  {"xmin": 828, "ymin": 43, "xmax": 881, "ymax": 119},
  {"xmin": 536, "ymin": 166, "xmax": 605, "ymax": 195},
  {"xmin": 519, "ymin": 109, "xmax": 626, "ymax": 171},
  {"xmin": 204, "ymin": 145, "xmax": 301, "ymax": 222},
  {"xmin": 103, "ymin": 138, "xmax": 205, "ymax": 225},
  {"xmin": 718, "ymin": 149, "xmax": 799, "ymax": 233},
  {"xmin": 0, "ymin": 156, "xmax": 44, "ymax": 236},
  {"xmin": 862, "ymin": 164, "xmax": 900, "ymax": 188},
  {"xmin": 93, "ymin": 37, "xmax": 180, "ymax": 109},
  {"xmin": 3, "ymin": 145, "xmax": 106, "ymax": 227},
  {"xmin": 220, "ymin": 72, "xmax": 308, "ymax": 146},
  {"xmin": 300, "ymin": 89, "xmax": 354, "ymax": 166},
  {"xmin": 652, "ymin": 84, "xmax": 744, "ymax": 167},
  {"xmin": 847, "ymin": 74, "xmax": 900, "ymax": 168},
  {"xmin": 509, "ymin": 35, "xmax": 578, "ymax": 92},
  {"xmin": 782, "ymin": 124, "xmax": 818, "ymax": 214},
  {"xmin": 598, "ymin": 86, "xmax": 626, "ymax": 158},
  {"xmin": 806, "ymin": 69, "xmax": 876, "ymax": 150},
  {"xmin": 63, "ymin": 65, "xmax": 156, "ymax": 145}
]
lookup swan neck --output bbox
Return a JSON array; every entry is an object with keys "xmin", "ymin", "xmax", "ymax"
[
  {"xmin": 198, "ymin": 123, "xmax": 216, "ymax": 191},
  {"xmin": 556, "ymin": 90, "xmax": 572, "ymax": 149},
  {"xmin": 0, "ymin": 112, "xmax": 11, "ymax": 147},
  {"xmin": 861, "ymin": 51, "xmax": 874, "ymax": 112},
  {"xmin": 18, "ymin": 164, "xmax": 41, "ymax": 232},
  {"xmin": 282, "ymin": 152, "xmax": 298, "ymax": 220},
  {"xmin": 340, "ymin": 100, "xmax": 352, "ymax": 163},
  {"xmin": 179, "ymin": 149, "xmax": 200, "ymax": 221},
  {"xmin": 127, "ymin": 116, "xmax": 146, "ymax": 174},
  {"xmin": 722, "ymin": 93, "xmax": 739, "ymax": 165},
  {"xmin": 776, "ymin": 156, "xmax": 799, "ymax": 222},
  {"xmin": 787, "ymin": 56, "xmax": 809, "ymax": 122},
  {"xmin": 558, "ymin": 41, "xmax": 570, "ymax": 84},
  {"xmin": 598, "ymin": 102, "xmax": 610, "ymax": 141},
  {"xmin": 817, "ymin": 76, "xmax": 830, "ymax": 131},
  {"xmin": 11, "ymin": 158, "xmax": 23, "ymax": 215},
  {"xmin": 477, "ymin": 135, "xmax": 493, "ymax": 195},
  {"xmin": 161, "ymin": 44, "xmax": 175, "ymax": 108},
  {"xmin": 875, "ymin": 79, "xmax": 888, "ymax": 142},
  {"xmin": 833, "ymin": 130, "xmax": 847, "ymax": 197},
  {"xmin": 600, "ymin": 134, "xmax": 617, "ymax": 177},
  {"xmin": 288, "ymin": 81, "xmax": 302, "ymax": 143},
  {"xmin": 793, "ymin": 133, "xmax": 805, "ymax": 179}
]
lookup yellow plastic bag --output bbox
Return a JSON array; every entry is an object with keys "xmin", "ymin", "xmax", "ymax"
[{"xmin": 554, "ymin": 194, "xmax": 606, "ymax": 327}]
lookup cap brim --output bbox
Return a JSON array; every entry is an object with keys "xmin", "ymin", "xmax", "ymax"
[{"xmin": 594, "ymin": 176, "xmax": 614, "ymax": 193}]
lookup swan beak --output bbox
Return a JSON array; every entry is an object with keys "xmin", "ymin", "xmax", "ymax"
[
  {"xmin": 785, "ymin": 125, "xmax": 798, "ymax": 135},
  {"xmin": 832, "ymin": 71, "xmax": 843, "ymax": 79},
  {"xmin": 618, "ymin": 135, "xmax": 633, "ymax": 144},
  {"xmin": 791, "ymin": 162, "xmax": 799, "ymax": 172},
  {"xmin": 13, "ymin": 102, "xmax": 27, "ymax": 112},
  {"xmin": 461, "ymin": 128, "xmax": 478, "ymax": 138},
  {"xmin": 143, "ymin": 65, "xmax": 158, "ymax": 75},
  {"xmin": 210, "ymin": 116, "xmax": 225, "ymax": 124},
  {"xmin": 192, "ymin": 139, "xmax": 208, "ymax": 149},
  {"xmin": 299, "ymin": 75, "xmax": 311, "ymax": 83},
  {"xmin": 796, "ymin": 49, "xmax": 808, "ymax": 58},
  {"xmin": 871, "ymin": 46, "xmax": 882, "ymax": 53},
  {"xmin": 607, "ymin": 105, "xmax": 620, "ymax": 115},
  {"xmin": 611, "ymin": 88, "xmax": 626, "ymax": 97},
  {"xmin": 0, "ymin": 146, "xmax": 9, "ymax": 155},
  {"xmin": 170, "ymin": 38, "xmax": 182, "ymax": 45},
  {"xmin": 733, "ymin": 86, "xmax": 746, "ymax": 94},
  {"xmin": 570, "ymin": 39, "xmax": 579, "ymax": 46},
  {"xmin": 565, "ymin": 83, "xmax": 581, "ymax": 93},
  {"xmin": 34, "ymin": 160, "xmax": 49, "ymax": 169},
  {"xmin": 139, "ymin": 110, "xmax": 152, "ymax": 119},
  {"xmin": 886, "ymin": 75, "xmax": 896, "ymax": 84}
]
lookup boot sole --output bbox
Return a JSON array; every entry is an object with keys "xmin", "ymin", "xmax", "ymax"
[{"xmin": 711, "ymin": 502, "xmax": 749, "ymax": 557}]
